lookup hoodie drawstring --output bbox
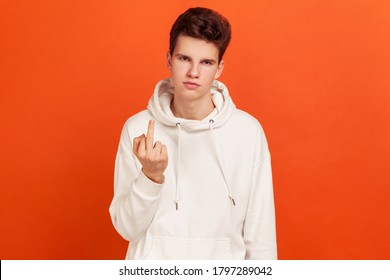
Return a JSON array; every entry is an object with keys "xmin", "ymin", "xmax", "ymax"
[
  {"xmin": 208, "ymin": 119, "xmax": 236, "ymax": 206},
  {"xmin": 175, "ymin": 123, "xmax": 181, "ymax": 210}
]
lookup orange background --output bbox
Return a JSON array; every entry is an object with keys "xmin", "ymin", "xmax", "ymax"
[{"xmin": 1, "ymin": 0, "xmax": 389, "ymax": 259}]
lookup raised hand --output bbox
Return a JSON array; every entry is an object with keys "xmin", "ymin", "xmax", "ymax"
[{"xmin": 133, "ymin": 120, "xmax": 168, "ymax": 184}]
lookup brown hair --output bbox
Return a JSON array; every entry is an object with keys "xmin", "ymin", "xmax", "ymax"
[{"xmin": 169, "ymin": 7, "xmax": 231, "ymax": 62}]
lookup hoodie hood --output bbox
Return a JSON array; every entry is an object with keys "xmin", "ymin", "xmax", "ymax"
[{"xmin": 147, "ymin": 78, "xmax": 236, "ymax": 131}]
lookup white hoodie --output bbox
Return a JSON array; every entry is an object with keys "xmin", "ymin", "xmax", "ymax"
[{"xmin": 109, "ymin": 78, "xmax": 277, "ymax": 259}]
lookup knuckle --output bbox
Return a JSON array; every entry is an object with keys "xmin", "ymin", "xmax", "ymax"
[
  {"xmin": 146, "ymin": 154, "xmax": 154, "ymax": 162},
  {"xmin": 138, "ymin": 151, "xmax": 146, "ymax": 158}
]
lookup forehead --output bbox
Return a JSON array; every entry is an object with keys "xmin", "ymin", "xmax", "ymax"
[{"xmin": 174, "ymin": 35, "xmax": 219, "ymax": 60}]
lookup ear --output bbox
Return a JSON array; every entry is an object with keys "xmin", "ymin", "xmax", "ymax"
[
  {"xmin": 214, "ymin": 60, "xmax": 225, "ymax": 80},
  {"xmin": 166, "ymin": 51, "xmax": 172, "ymax": 70}
]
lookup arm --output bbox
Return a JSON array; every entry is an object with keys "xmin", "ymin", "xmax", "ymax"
[
  {"xmin": 244, "ymin": 127, "xmax": 278, "ymax": 259},
  {"xmin": 109, "ymin": 120, "xmax": 167, "ymax": 242}
]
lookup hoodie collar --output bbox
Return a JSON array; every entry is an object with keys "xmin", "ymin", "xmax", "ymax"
[{"xmin": 147, "ymin": 78, "xmax": 236, "ymax": 132}]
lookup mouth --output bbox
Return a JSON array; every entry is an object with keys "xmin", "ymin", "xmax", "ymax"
[{"xmin": 183, "ymin": 81, "xmax": 201, "ymax": 89}]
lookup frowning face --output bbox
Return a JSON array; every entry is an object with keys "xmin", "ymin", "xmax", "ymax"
[{"xmin": 166, "ymin": 35, "xmax": 224, "ymax": 104}]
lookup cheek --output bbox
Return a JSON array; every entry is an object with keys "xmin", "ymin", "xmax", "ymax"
[
  {"xmin": 170, "ymin": 70, "xmax": 181, "ymax": 84},
  {"xmin": 204, "ymin": 68, "xmax": 219, "ymax": 81},
  {"xmin": 170, "ymin": 67, "xmax": 185, "ymax": 87},
  {"xmin": 171, "ymin": 64, "xmax": 186, "ymax": 77}
]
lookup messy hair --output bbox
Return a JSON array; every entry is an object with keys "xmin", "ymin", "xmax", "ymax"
[{"xmin": 169, "ymin": 7, "xmax": 232, "ymax": 62}]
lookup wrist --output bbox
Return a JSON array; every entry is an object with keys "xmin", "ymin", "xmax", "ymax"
[{"xmin": 142, "ymin": 169, "xmax": 164, "ymax": 184}]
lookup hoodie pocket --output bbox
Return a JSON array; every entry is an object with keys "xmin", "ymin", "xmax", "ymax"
[{"xmin": 145, "ymin": 236, "xmax": 232, "ymax": 260}]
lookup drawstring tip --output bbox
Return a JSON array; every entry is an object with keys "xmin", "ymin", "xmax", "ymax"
[
  {"xmin": 229, "ymin": 196, "xmax": 236, "ymax": 206},
  {"xmin": 175, "ymin": 201, "xmax": 179, "ymax": 211}
]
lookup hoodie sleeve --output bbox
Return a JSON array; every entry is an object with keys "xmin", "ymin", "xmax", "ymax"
[
  {"xmin": 109, "ymin": 121, "xmax": 164, "ymax": 242},
  {"xmin": 244, "ymin": 127, "xmax": 278, "ymax": 259}
]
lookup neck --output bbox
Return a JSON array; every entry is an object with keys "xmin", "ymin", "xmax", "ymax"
[{"xmin": 171, "ymin": 96, "xmax": 215, "ymax": 120}]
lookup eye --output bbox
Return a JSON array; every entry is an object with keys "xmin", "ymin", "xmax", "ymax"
[
  {"xmin": 202, "ymin": 60, "xmax": 214, "ymax": 65},
  {"xmin": 178, "ymin": 56, "xmax": 190, "ymax": 61}
]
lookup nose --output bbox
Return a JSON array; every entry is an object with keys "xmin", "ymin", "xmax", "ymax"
[{"xmin": 187, "ymin": 63, "xmax": 199, "ymax": 78}]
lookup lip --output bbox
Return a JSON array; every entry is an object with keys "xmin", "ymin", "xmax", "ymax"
[{"xmin": 183, "ymin": 81, "xmax": 201, "ymax": 90}]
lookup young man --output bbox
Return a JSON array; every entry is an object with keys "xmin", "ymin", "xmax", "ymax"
[{"xmin": 109, "ymin": 7, "xmax": 277, "ymax": 259}]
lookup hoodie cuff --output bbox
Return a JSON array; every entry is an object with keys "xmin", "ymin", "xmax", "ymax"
[{"xmin": 135, "ymin": 170, "xmax": 164, "ymax": 198}]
